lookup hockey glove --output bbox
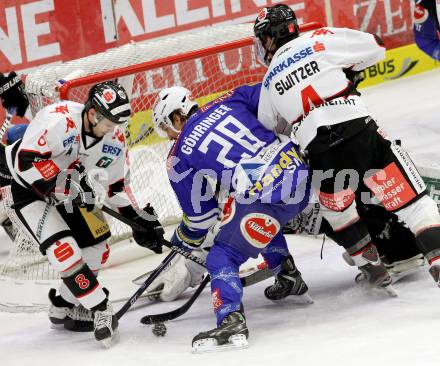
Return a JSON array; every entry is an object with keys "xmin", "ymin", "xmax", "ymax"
[
  {"xmin": 65, "ymin": 163, "xmax": 97, "ymax": 212},
  {"xmin": 170, "ymin": 222, "xmax": 206, "ymax": 253},
  {"xmin": 343, "ymin": 68, "xmax": 365, "ymax": 95},
  {"xmin": 0, "ymin": 72, "xmax": 29, "ymax": 117},
  {"xmin": 130, "ymin": 204, "xmax": 164, "ymax": 254}
]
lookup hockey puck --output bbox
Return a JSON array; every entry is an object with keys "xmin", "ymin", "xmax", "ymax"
[{"xmin": 152, "ymin": 322, "xmax": 167, "ymax": 337}]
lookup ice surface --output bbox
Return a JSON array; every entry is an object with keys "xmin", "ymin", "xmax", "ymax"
[{"xmin": 1, "ymin": 70, "xmax": 440, "ymax": 366}]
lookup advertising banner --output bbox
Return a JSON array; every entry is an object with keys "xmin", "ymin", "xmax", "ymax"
[{"xmin": 0, "ymin": 0, "xmax": 417, "ymax": 73}]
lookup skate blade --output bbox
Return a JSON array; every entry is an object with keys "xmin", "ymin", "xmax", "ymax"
[
  {"xmin": 366, "ymin": 283, "xmax": 398, "ymax": 298},
  {"xmin": 50, "ymin": 323, "xmax": 65, "ymax": 330},
  {"xmin": 355, "ymin": 274, "xmax": 398, "ymax": 298},
  {"xmin": 379, "ymin": 284, "xmax": 398, "ymax": 298},
  {"xmin": 192, "ymin": 334, "xmax": 248, "ymax": 354},
  {"xmin": 291, "ymin": 292, "xmax": 314, "ymax": 304},
  {"xmin": 100, "ymin": 330, "xmax": 120, "ymax": 349}
]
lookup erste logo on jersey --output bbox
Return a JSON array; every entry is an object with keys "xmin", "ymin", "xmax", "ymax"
[
  {"xmin": 63, "ymin": 135, "xmax": 76, "ymax": 147},
  {"xmin": 240, "ymin": 213, "xmax": 280, "ymax": 248},
  {"xmin": 102, "ymin": 144, "xmax": 122, "ymax": 157}
]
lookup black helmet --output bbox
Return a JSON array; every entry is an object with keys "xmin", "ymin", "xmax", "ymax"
[
  {"xmin": 254, "ymin": 5, "xmax": 299, "ymax": 66},
  {"xmin": 85, "ymin": 81, "xmax": 131, "ymax": 124}
]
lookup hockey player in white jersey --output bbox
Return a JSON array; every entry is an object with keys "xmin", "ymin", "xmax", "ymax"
[
  {"xmin": 254, "ymin": 4, "xmax": 440, "ymax": 292},
  {"xmin": 4, "ymin": 81, "xmax": 164, "ymax": 347}
]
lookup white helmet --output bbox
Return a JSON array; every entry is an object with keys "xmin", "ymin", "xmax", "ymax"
[{"xmin": 152, "ymin": 86, "xmax": 198, "ymax": 138}]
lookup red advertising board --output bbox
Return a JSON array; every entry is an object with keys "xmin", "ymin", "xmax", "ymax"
[{"xmin": 0, "ymin": 0, "xmax": 416, "ymax": 74}]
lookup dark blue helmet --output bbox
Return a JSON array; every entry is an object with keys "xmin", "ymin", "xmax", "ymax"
[{"xmin": 254, "ymin": 5, "xmax": 299, "ymax": 66}]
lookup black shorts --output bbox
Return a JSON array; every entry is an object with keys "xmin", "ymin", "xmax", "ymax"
[
  {"xmin": 308, "ymin": 119, "xmax": 426, "ymax": 212},
  {"xmin": 11, "ymin": 181, "xmax": 111, "ymax": 254}
]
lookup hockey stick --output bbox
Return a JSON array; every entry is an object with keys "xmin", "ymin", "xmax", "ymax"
[
  {"xmin": 65, "ymin": 205, "xmax": 206, "ymax": 332},
  {"xmin": 100, "ymin": 205, "xmax": 206, "ymax": 267},
  {"xmin": 115, "ymin": 250, "xmax": 178, "ymax": 319},
  {"xmin": 67, "ymin": 249, "xmax": 180, "ymax": 332},
  {"xmin": 140, "ymin": 265, "xmax": 272, "ymax": 325},
  {"xmin": 67, "ymin": 260, "xmax": 272, "ymax": 332},
  {"xmin": 140, "ymin": 275, "xmax": 210, "ymax": 325},
  {"xmin": 101, "ymin": 205, "xmax": 274, "ymax": 324},
  {"xmin": 0, "ymin": 106, "xmax": 17, "ymax": 142}
]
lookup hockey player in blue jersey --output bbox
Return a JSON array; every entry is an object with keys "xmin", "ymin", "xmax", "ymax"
[
  {"xmin": 152, "ymin": 84, "xmax": 312, "ymax": 351},
  {"xmin": 413, "ymin": 0, "xmax": 440, "ymax": 60}
]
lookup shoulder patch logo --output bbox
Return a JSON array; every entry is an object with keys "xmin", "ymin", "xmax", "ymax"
[
  {"xmin": 257, "ymin": 8, "xmax": 268, "ymax": 21},
  {"xmin": 414, "ymin": 4, "xmax": 429, "ymax": 23},
  {"xmin": 33, "ymin": 160, "xmax": 60, "ymax": 181}
]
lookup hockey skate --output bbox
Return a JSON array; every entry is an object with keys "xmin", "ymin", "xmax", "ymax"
[
  {"xmin": 343, "ymin": 247, "xmax": 397, "ymax": 297},
  {"xmin": 383, "ymin": 254, "xmax": 426, "ymax": 283},
  {"xmin": 429, "ymin": 263, "xmax": 440, "ymax": 287},
  {"xmin": 48, "ymin": 288, "xmax": 93, "ymax": 330},
  {"xmin": 93, "ymin": 300, "xmax": 119, "ymax": 348},
  {"xmin": 264, "ymin": 255, "xmax": 313, "ymax": 304},
  {"xmin": 192, "ymin": 312, "xmax": 249, "ymax": 353}
]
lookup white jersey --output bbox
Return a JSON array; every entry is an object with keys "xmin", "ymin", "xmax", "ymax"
[
  {"xmin": 258, "ymin": 27, "xmax": 385, "ymax": 148},
  {"xmin": 5, "ymin": 101, "xmax": 134, "ymax": 208}
]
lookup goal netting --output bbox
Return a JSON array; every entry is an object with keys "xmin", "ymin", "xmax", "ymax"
[{"xmin": 0, "ymin": 21, "xmax": 321, "ymax": 311}]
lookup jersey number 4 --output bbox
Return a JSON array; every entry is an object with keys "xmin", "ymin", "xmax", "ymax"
[{"xmin": 301, "ymin": 85, "xmax": 324, "ymax": 115}]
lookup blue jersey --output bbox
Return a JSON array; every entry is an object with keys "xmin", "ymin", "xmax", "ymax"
[
  {"xmin": 167, "ymin": 84, "xmax": 309, "ymax": 237},
  {"xmin": 414, "ymin": 0, "xmax": 440, "ymax": 60}
]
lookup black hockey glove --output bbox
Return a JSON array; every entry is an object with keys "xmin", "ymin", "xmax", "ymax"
[
  {"xmin": 343, "ymin": 68, "xmax": 365, "ymax": 95},
  {"xmin": 65, "ymin": 163, "xmax": 96, "ymax": 212},
  {"xmin": 0, "ymin": 72, "xmax": 29, "ymax": 117},
  {"xmin": 127, "ymin": 204, "xmax": 164, "ymax": 254}
]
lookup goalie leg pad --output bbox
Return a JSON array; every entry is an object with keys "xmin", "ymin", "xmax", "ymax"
[{"xmin": 147, "ymin": 254, "xmax": 192, "ymax": 302}]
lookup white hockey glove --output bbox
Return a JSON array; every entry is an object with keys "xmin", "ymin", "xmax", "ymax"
[
  {"xmin": 147, "ymin": 247, "xmax": 207, "ymax": 302},
  {"xmin": 146, "ymin": 223, "xmax": 218, "ymax": 302}
]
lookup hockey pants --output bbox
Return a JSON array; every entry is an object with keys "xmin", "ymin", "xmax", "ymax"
[{"xmin": 207, "ymin": 195, "xmax": 310, "ymax": 325}]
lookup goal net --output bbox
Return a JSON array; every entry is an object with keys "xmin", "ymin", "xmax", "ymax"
[{"xmin": 0, "ymin": 21, "xmax": 321, "ymax": 311}]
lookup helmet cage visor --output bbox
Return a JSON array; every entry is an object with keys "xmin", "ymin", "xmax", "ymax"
[
  {"xmin": 254, "ymin": 36, "xmax": 274, "ymax": 67},
  {"xmin": 154, "ymin": 109, "xmax": 182, "ymax": 138}
]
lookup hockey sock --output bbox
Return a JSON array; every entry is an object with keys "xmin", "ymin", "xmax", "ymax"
[
  {"xmin": 330, "ymin": 219, "xmax": 375, "ymax": 266},
  {"xmin": 61, "ymin": 262, "xmax": 106, "ymax": 310},
  {"xmin": 206, "ymin": 243, "xmax": 248, "ymax": 326},
  {"xmin": 261, "ymin": 232, "xmax": 290, "ymax": 276}
]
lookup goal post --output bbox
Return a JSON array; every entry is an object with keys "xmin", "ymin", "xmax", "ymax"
[
  {"xmin": 0, "ymin": 21, "xmax": 322, "ymax": 311},
  {"xmin": 24, "ymin": 21, "xmax": 321, "ymax": 244}
]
